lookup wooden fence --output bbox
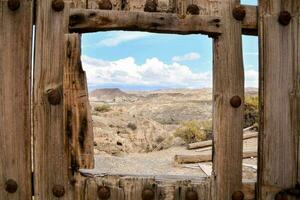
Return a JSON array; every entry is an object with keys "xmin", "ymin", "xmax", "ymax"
[{"xmin": 0, "ymin": 0, "xmax": 299, "ymax": 199}]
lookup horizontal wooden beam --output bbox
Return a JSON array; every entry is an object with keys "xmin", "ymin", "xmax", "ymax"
[
  {"xmin": 242, "ymin": 5, "xmax": 258, "ymax": 36},
  {"xmin": 69, "ymin": 5, "xmax": 258, "ymax": 36},
  {"xmin": 69, "ymin": 9, "xmax": 222, "ymax": 36}
]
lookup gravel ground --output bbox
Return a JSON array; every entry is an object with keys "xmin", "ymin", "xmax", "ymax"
[{"xmin": 82, "ymin": 138, "xmax": 258, "ymax": 180}]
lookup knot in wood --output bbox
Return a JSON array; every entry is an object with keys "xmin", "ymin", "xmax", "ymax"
[
  {"xmin": 98, "ymin": 0, "xmax": 112, "ymax": 10},
  {"xmin": 98, "ymin": 186, "xmax": 111, "ymax": 200},
  {"xmin": 7, "ymin": 0, "xmax": 20, "ymax": 11},
  {"xmin": 187, "ymin": 4, "xmax": 200, "ymax": 15},
  {"xmin": 5, "ymin": 179, "xmax": 18, "ymax": 193},
  {"xmin": 232, "ymin": 191, "xmax": 244, "ymax": 200},
  {"xmin": 51, "ymin": 0, "xmax": 65, "ymax": 12},
  {"xmin": 52, "ymin": 185, "xmax": 65, "ymax": 197},
  {"xmin": 142, "ymin": 188, "xmax": 155, "ymax": 200},
  {"xmin": 278, "ymin": 11, "xmax": 292, "ymax": 26},
  {"xmin": 47, "ymin": 88, "xmax": 61, "ymax": 105},
  {"xmin": 232, "ymin": 5, "xmax": 246, "ymax": 21},
  {"xmin": 185, "ymin": 190, "xmax": 198, "ymax": 200},
  {"xmin": 230, "ymin": 95, "xmax": 242, "ymax": 108},
  {"xmin": 144, "ymin": 0, "xmax": 157, "ymax": 12}
]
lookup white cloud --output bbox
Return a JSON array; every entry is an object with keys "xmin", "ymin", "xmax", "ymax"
[
  {"xmin": 81, "ymin": 55, "xmax": 212, "ymax": 88},
  {"xmin": 172, "ymin": 52, "xmax": 201, "ymax": 62},
  {"xmin": 98, "ymin": 32, "xmax": 153, "ymax": 47},
  {"xmin": 245, "ymin": 69, "xmax": 258, "ymax": 88}
]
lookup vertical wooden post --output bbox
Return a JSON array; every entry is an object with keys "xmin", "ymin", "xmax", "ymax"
[
  {"xmin": 258, "ymin": 0, "xmax": 300, "ymax": 199},
  {"xmin": 64, "ymin": 33, "xmax": 94, "ymax": 169},
  {"xmin": 33, "ymin": 1, "xmax": 72, "ymax": 199},
  {"xmin": 212, "ymin": 0, "xmax": 244, "ymax": 199},
  {"xmin": 0, "ymin": 0, "xmax": 33, "ymax": 199}
]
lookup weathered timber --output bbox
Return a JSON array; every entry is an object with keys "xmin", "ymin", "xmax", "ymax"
[
  {"xmin": 74, "ymin": 173, "xmax": 255, "ymax": 200},
  {"xmin": 0, "ymin": 0, "xmax": 33, "ymax": 199},
  {"xmin": 188, "ymin": 132, "xmax": 258, "ymax": 150},
  {"xmin": 69, "ymin": 9, "xmax": 222, "ymax": 35},
  {"xmin": 242, "ymin": 5, "xmax": 258, "ymax": 35},
  {"xmin": 34, "ymin": 1, "xmax": 73, "ymax": 199},
  {"xmin": 258, "ymin": 0, "xmax": 300, "ymax": 199},
  {"xmin": 212, "ymin": 0, "xmax": 244, "ymax": 199},
  {"xmin": 64, "ymin": 33, "xmax": 94, "ymax": 169},
  {"xmin": 175, "ymin": 150, "xmax": 257, "ymax": 164}
]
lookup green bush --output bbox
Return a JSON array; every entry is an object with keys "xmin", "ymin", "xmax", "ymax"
[
  {"xmin": 174, "ymin": 120, "xmax": 211, "ymax": 143},
  {"xmin": 244, "ymin": 96, "xmax": 259, "ymax": 130},
  {"xmin": 94, "ymin": 104, "xmax": 111, "ymax": 113}
]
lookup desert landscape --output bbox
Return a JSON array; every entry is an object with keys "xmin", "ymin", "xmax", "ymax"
[{"xmin": 87, "ymin": 88, "xmax": 258, "ymax": 179}]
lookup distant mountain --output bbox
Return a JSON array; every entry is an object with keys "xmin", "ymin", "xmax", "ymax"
[{"xmin": 89, "ymin": 88, "xmax": 135, "ymax": 102}]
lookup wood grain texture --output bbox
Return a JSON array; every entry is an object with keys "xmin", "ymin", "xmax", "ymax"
[
  {"xmin": 69, "ymin": 9, "xmax": 222, "ymax": 35},
  {"xmin": 258, "ymin": 0, "xmax": 300, "ymax": 199},
  {"xmin": 0, "ymin": 0, "xmax": 33, "ymax": 199},
  {"xmin": 75, "ymin": 174, "xmax": 255, "ymax": 200},
  {"xmin": 33, "ymin": 2, "xmax": 73, "ymax": 199},
  {"xmin": 64, "ymin": 33, "xmax": 94, "ymax": 170},
  {"xmin": 84, "ymin": 0, "xmax": 257, "ymax": 35},
  {"xmin": 212, "ymin": 0, "xmax": 244, "ymax": 199}
]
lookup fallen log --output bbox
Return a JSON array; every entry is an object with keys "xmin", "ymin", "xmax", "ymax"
[
  {"xmin": 175, "ymin": 150, "xmax": 257, "ymax": 164},
  {"xmin": 188, "ymin": 131, "xmax": 258, "ymax": 150}
]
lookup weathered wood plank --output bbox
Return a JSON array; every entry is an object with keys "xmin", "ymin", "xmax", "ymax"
[
  {"xmin": 175, "ymin": 150, "xmax": 257, "ymax": 164},
  {"xmin": 69, "ymin": 9, "xmax": 222, "ymax": 35},
  {"xmin": 212, "ymin": 0, "xmax": 244, "ymax": 199},
  {"xmin": 188, "ymin": 131, "xmax": 258, "ymax": 150},
  {"xmin": 64, "ymin": 33, "xmax": 94, "ymax": 169},
  {"xmin": 258, "ymin": 0, "xmax": 300, "ymax": 199},
  {"xmin": 75, "ymin": 174, "xmax": 255, "ymax": 200},
  {"xmin": 0, "ymin": 0, "xmax": 33, "ymax": 199},
  {"xmin": 33, "ymin": 1, "xmax": 73, "ymax": 199}
]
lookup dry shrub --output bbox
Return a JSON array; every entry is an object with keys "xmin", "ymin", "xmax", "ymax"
[
  {"xmin": 127, "ymin": 122, "xmax": 137, "ymax": 130},
  {"xmin": 244, "ymin": 96, "xmax": 259, "ymax": 130},
  {"xmin": 174, "ymin": 120, "xmax": 212, "ymax": 143},
  {"xmin": 94, "ymin": 104, "xmax": 111, "ymax": 113}
]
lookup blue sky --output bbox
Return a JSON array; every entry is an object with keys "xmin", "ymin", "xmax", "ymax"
[{"xmin": 82, "ymin": 0, "xmax": 258, "ymax": 91}]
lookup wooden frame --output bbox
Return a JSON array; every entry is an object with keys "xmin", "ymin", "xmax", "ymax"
[{"xmin": 1, "ymin": 0, "xmax": 299, "ymax": 199}]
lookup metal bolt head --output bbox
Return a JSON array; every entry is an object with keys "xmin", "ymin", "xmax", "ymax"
[
  {"xmin": 47, "ymin": 88, "xmax": 61, "ymax": 105},
  {"xmin": 232, "ymin": 191, "xmax": 244, "ymax": 200},
  {"xmin": 52, "ymin": 0, "xmax": 65, "ymax": 12},
  {"xmin": 142, "ymin": 188, "xmax": 155, "ymax": 200},
  {"xmin": 52, "ymin": 185, "xmax": 65, "ymax": 197},
  {"xmin": 232, "ymin": 5, "xmax": 246, "ymax": 21},
  {"xmin": 7, "ymin": 0, "xmax": 20, "ymax": 11},
  {"xmin": 144, "ymin": 0, "xmax": 157, "ymax": 12},
  {"xmin": 274, "ymin": 192, "xmax": 288, "ymax": 200},
  {"xmin": 5, "ymin": 179, "xmax": 18, "ymax": 193},
  {"xmin": 98, "ymin": 186, "xmax": 111, "ymax": 200},
  {"xmin": 278, "ymin": 11, "xmax": 292, "ymax": 26},
  {"xmin": 185, "ymin": 190, "xmax": 198, "ymax": 200},
  {"xmin": 187, "ymin": 4, "xmax": 200, "ymax": 15},
  {"xmin": 98, "ymin": 0, "xmax": 112, "ymax": 10},
  {"xmin": 230, "ymin": 95, "xmax": 242, "ymax": 108}
]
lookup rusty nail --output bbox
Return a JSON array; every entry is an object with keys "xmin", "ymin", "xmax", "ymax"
[
  {"xmin": 98, "ymin": 0, "xmax": 112, "ymax": 10},
  {"xmin": 98, "ymin": 186, "xmax": 111, "ymax": 200},
  {"xmin": 7, "ymin": 0, "xmax": 20, "ymax": 11},
  {"xmin": 232, "ymin": 5, "xmax": 246, "ymax": 21},
  {"xmin": 187, "ymin": 4, "xmax": 200, "ymax": 15},
  {"xmin": 47, "ymin": 88, "xmax": 61, "ymax": 105},
  {"xmin": 52, "ymin": 0, "xmax": 65, "ymax": 12},
  {"xmin": 230, "ymin": 95, "xmax": 242, "ymax": 108},
  {"xmin": 232, "ymin": 191, "xmax": 244, "ymax": 200},
  {"xmin": 52, "ymin": 185, "xmax": 65, "ymax": 197},
  {"xmin": 278, "ymin": 11, "xmax": 292, "ymax": 26},
  {"xmin": 185, "ymin": 190, "xmax": 198, "ymax": 200},
  {"xmin": 274, "ymin": 192, "xmax": 288, "ymax": 200},
  {"xmin": 144, "ymin": 0, "xmax": 157, "ymax": 12},
  {"xmin": 5, "ymin": 179, "xmax": 18, "ymax": 193},
  {"xmin": 142, "ymin": 188, "xmax": 155, "ymax": 200}
]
